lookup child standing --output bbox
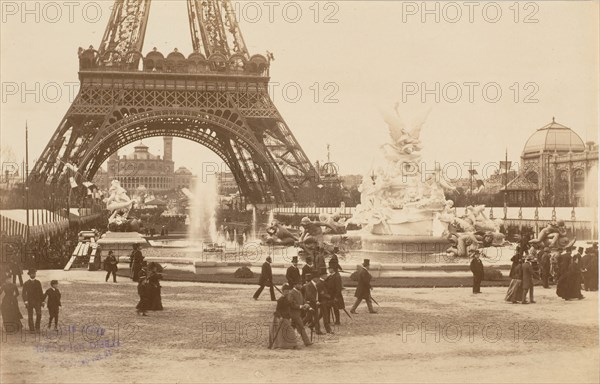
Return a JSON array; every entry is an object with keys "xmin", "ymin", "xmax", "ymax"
[{"xmin": 43, "ymin": 280, "xmax": 62, "ymax": 330}]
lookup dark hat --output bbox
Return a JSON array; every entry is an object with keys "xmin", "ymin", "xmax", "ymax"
[
  {"xmin": 578, "ymin": 247, "xmax": 584, "ymax": 252},
  {"xmin": 319, "ymin": 268, "xmax": 328, "ymax": 277},
  {"xmin": 363, "ymin": 259, "xmax": 370, "ymax": 267},
  {"xmin": 50, "ymin": 280, "xmax": 58, "ymax": 285},
  {"xmin": 291, "ymin": 256, "xmax": 298, "ymax": 263},
  {"xmin": 266, "ymin": 256, "xmax": 272, "ymax": 262},
  {"xmin": 27, "ymin": 269, "xmax": 37, "ymax": 275}
]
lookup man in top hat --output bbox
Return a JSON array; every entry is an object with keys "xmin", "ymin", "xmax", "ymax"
[
  {"xmin": 286, "ymin": 256, "xmax": 301, "ymax": 286},
  {"xmin": 303, "ymin": 274, "xmax": 322, "ymax": 334},
  {"xmin": 22, "ymin": 269, "xmax": 44, "ymax": 332},
  {"xmin": 327, "ymin": 261, "xmax": 344, "ymax": 325},
  {"xmin": 521, "ymin": 255, "xmax": 535, "ymax": 304},
  {"xmin": 469, "ymin": 249, "xmax": 484, "ymax": 294},
  {"xmin": 350, "ymin": 259, "xmax": 376, "ymax": 314},
  {"xmin": 254, "ymin": 256, "xmax": 276, "ymax": 301},
  {"xmin": 316, "ymin": 268, "xmax": 334, "ymax": 334},
  {"xmin": 302, "ymin": 256, "xmax": 314, "ymax": 285}
]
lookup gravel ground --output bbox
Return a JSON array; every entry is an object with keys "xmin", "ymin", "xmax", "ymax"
[{"xmin": 1, "ymin": 270, "xmax": 598, "ymax": 383}]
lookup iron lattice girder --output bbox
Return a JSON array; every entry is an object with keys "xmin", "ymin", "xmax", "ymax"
[
  {"xmin": 32, "ymin": 70, "xmax": 317, "ymax": 203},
  {"xmin": 99, "ymin": 0, "xmax": 248, "ymax": 66}
]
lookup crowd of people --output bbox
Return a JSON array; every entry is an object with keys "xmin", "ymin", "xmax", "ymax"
[
  {"xmin": 254, "ymin": 224, "xmax": 377, "ymax": 349},
  {"xmin": 503, "ymin": 242, "xmax": 598, "ymax": 304}
]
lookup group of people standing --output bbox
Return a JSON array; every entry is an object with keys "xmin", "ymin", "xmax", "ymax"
[
  {"xmin": 255, "ymin": 253, "xmax": 377, "ymax": 349},
  {"xmin": 505, "ymin": 242, "xmax": 598, "ymax": 304},
  {"xmin": 0, "ymin": 269, "xmax": 62, "ymax": 332}
]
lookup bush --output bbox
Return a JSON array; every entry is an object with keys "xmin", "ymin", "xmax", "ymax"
[
  {"xmin": 483, "ymin": 267, "xmax": 503, "ymax": 281},
  {"xmin": 234, "ymin": 267, "xmax": 254, "ymax": 278}
]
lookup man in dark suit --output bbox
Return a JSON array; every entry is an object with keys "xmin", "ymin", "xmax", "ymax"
[
  {"xmin": 469, "ymin": 249, "xmax": 484, "ymax": 294},
  {"xmin": 301, "ymin": 256, "xmax": 314, "ymax": 284},
  {"xmin": 522, "ymin": 256, "xmax": 535, "ymax": 304},
  {"xmin": 350, "ymin": 259, "xmax": 376, "ymax": 314},
  {"xmin": 253, "ymin": 256, "xmax": 275, "ymax": 301},
  {"xmin": 22, "ymin": 269, "xmax": 44, "ymax": 332},
  {"xmin": 327, "ymin": 262, "xmax": 344, "ymax": 325},
  {"xmin": 316, "ymin": 269, "xmax": 333, "ymax": 334},
  {"xmin": 288, "ymin": 282, "xmax": 312, "ymax": 346},
  {"xmin": 303, "ymin": 275, "xmax": 321, "ymax": 334},
  {"xmin": 286, "ymin": 256, "xmax": 300, "ymax": 286}
]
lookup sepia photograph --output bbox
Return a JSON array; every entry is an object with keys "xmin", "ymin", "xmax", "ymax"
[{"xmin": 0, "ymin": 1, "xmax": 598, "ymax": 383}]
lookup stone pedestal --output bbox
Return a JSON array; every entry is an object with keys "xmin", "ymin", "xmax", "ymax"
[{"xmin": 97, "ymin": 232, "xmax": 149, "ymax": 266}]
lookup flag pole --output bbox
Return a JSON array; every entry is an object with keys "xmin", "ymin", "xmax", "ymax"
[
  {"xmin": 503, "ymin": 148, "xmax": 508, "ymax": 219},
  {"xmin": 25, "ymin": 121, "xmax": 30, "ymax": 243}
]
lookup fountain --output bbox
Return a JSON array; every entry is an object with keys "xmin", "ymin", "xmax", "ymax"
[
  {"xmin": 344, "ymin": 107, "xmax": 456, "ymax": 261},
  {"xmin": 188, "ymin": 174, "xmax": 218, "ymax": 244}
]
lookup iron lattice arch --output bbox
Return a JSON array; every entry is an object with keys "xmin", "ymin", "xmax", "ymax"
[{"xmin": 31, "ymin": 62, "xmax": 318, "ymax": 204}]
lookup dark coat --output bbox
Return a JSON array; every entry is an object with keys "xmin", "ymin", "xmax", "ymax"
[
  {"xmin": 303, "ymin": 281, "xmax": 318, "ymax": 306},
  {"xmin": 301, "ymin": 264, "xmax": 314, "ymax": 284},
  {"xmin": 354, "ymin": 267, "xmax": 372, "ymax": 299},
  {"xmin": 327, "ymin": 272, "xmax": 345, "ymax": 308},
  {"xmin": 43, "ymin": 288, "xmax": 62, "ymax": 309},
  {"xmin": 470, "ymin": 258, "xmax": 484, "ymax": 277},
  {"xmin": 522, "ymin": 261, "xmax": 534, "ymax": 289},
  {"xmin": 105, "ymin": 255, "xmax": 118, "ymax": 272},
  {"xmin": 558, "ymin": 254, "xmax": 571, "ymax": 275},
  {"xmin": 316, "ymin": 279, "xmax": 332, "ymax": 304},
  {"xmin": 275, "ymin": 295, "xmax": 291, "ymax": 319},
  {"xmin": 286, "ymin": 266, "xmax": 300, "ymax": 285},
  {"xmin": 541, "ymin": 253, "xmax": 551, "ymax": 273},
  {"xmin": 258, "ymin": 262, "xmax": 273, "ymax": 286},
  {"xmin": 22, "ymin": 279, "xmax": 44, "ymax": 305}
]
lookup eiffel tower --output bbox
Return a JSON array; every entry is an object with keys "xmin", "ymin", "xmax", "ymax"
[{"xmin": 30, "ymin": 0, "xmax": 318, "ymax": 204}]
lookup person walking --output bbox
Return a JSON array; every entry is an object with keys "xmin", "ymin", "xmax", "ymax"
[
  {"xmin": 104, "ymin": 251, "xmax": 118, "ymax": 283},
  {"xmin": 254, "ymin": 256, "xmax": 275, "ymax": 301},
  {"xmin": 130, "ymin": 244, "xmax": 144, "ymax": 282},
  {"xmin": 350, "ymin": 259, "xmax": 376, "ymax": 314},
  {"xmin": 470, "ymin": 249, "xmax": 484, "ymax": 294},
  {"xmin": 22, "ymin": 269, "xmax": 44, "ymax": 332},
  {"xmin": 43, "ymin": 280, "xmax": 62, "ymax": 330},
  {"xmin": 522, "ymin": 256, "xmax": 535, "ymax": 304},
  {"xmin": 327, "ymin": 261, "xmax": 345, "ymax": 325}
]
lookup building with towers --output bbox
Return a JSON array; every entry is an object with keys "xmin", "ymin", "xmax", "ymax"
[{"xmin": 99, "ymin": 137, "xmax": 193, "ymax": 192}]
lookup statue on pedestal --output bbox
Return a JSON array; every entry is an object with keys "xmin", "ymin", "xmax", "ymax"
[{"xmin": 105, "ymin": 180, "xmax": 139, "ymax": 232}]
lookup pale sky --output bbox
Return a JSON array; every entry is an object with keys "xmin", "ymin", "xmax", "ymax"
[{"xmin": 1, "ymin": 0, "xmax": 598, "ymax": 179}]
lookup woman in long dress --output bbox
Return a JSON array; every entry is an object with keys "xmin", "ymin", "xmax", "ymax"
[
  {"xmin": 557, "ymin": 254, "xmax": 585, "ymax": 300},
  {"xmin": 505, "ymin": 255, "xmax": 523, "ymax": 303},
  {"xmin": 0, "ymin": 274, "xmax": 23, "ymax": 331},
  {"xmin": 268, "ymin": 284, "xmax": 298, "ymax": 349}
]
